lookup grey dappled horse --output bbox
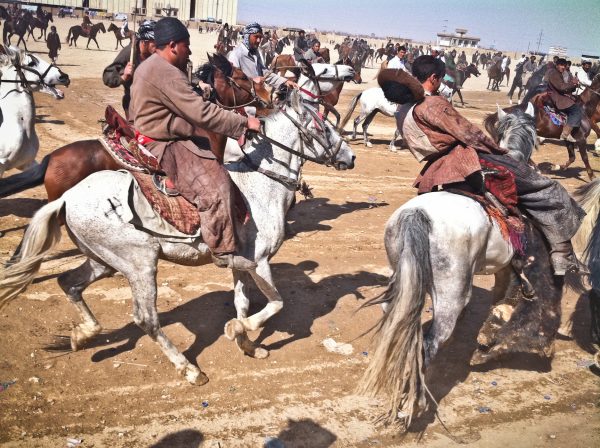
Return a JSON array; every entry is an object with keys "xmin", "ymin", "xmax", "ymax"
[
  {"xmin": 359, "ymin": 106, "xmax": 556, "ymax": 427},
  {"xmin": 0, "ymin": 89, "xmax": 355, "ymax": 385}
]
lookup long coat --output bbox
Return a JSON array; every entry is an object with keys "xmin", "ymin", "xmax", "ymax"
[
  {"xmin": 546, "ymin": 66, "xmax": 577, "ymax": 110},
  {"xmin": 129, "ymin": 54, "xmax": 248, "ymax": 162},
  {"xmin": 102, "ymin": 43, "xmax": 142, "ymax": 116}
]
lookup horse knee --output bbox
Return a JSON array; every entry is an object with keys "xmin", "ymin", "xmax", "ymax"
[{"xmin": 133, "ymin": 312, "xmax": 160, "ymax": 338}]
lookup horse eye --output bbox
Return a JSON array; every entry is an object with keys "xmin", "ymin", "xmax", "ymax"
[{"xmin": 28, "ymin": 60, "xmax": 36, "ymax": 67}]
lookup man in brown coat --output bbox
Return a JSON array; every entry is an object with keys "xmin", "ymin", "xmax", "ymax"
[
  {"xmin": 129, "ymin": 17, "xmax": 261, "ymax": 270},
  {"xmin": 391, "ymin": 56, "xmax": 586, "ymax": 275},
  {"xmin": 546, "ymin": 58, "xmax": 582, "ymax": 142}
]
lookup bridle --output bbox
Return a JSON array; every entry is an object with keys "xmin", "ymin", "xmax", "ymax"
[
  {"xmin": 211, "ymin": 64, "xmax": 270, "ymax": 109},
  {"xmin": 240, "ymin": 98, "xmax": 345, "ymax": 189},
  {"xmin": 0, "ymin": 54, "xmax": 59, "ymax": 99}
]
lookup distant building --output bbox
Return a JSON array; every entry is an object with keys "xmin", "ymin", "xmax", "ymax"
[
  {"xmin": 436, "ymin": 28, "xmax": 480, "ymax": 48},
  {"xmin": 36, "ymin": 0, "xmax": 238, "ymax": 23}
]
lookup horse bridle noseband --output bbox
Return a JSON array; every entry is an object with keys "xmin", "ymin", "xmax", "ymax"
[
  {"xmin": 210, "ymin": 64, "xmax": 270, "ymax": 109},
  {"xmin": 240, "ymin": 100, "xmax": 345, "ymax": 189}
]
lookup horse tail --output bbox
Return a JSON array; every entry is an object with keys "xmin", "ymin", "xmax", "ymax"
[
  {"xmin": 358, "ymin": 208, "xmax": 433, "ymax": 426},
  {"xmin": 0, "ymin": 197, "xmax": 64, "ymax": 311},
  {"xmin": 338, "ymin": 91, "xmax": 362, "ymax": 132},
  {"xmin": 0, "ymin": 154, "xmax": 49, "ymax": 198},
  {"xmin": 573, "ymin": 178, "xmax": 600, "ymax": 269},
  {"xmin": 66, "ymin": 26, "xmax": 72, "ymax": 43}
]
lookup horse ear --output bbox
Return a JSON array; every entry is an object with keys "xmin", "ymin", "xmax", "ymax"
[
  {"xmin": 207, "ymin": 53, "xmax": 214, "ymax": 64},
  {"xmin": 525, "ymin": 102, "xmax": 535, "ymax": 118},
  {"xmin": 497, "ymin": 104, "xmax": 507, "ymax": 119}
]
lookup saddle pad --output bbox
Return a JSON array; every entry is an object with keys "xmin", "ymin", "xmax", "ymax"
[
  {"xmin": 543, "ymin": 105, "xmax": 567, "ymax": 127},
  {"xmin": 99, "ymin": 133, "xmax": 162, "ymax": 174},
  {"xmin": 131, "ymin": 172, "xmax": 201, "ymax": 235}
]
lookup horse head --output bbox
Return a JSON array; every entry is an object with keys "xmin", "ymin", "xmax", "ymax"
[
  {"xmin": 468, "ymin": 63, "xmax": 481, "ymax": 77},
  {"xmin": 0, "ymin": 46, "xmax": 69, "ymax": 99},
  {"xmin": 495, "ymin": 103, "xmax": 537, "ymax": 162},
  {"xmin": 205, "ymin": 53, "xmax": 271, "ymax": 109},
  {"xmin": 98, "ymin": 22, "xmax": 106, "ymax": 33},
  {"xmin": 283, "ymin": 89, "xmax": 355, "ymax": 170}
]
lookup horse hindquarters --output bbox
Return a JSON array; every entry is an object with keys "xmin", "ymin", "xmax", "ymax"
[{"xmin": 359, "ymin": 208, "xmax": 433, "ymax": 426}]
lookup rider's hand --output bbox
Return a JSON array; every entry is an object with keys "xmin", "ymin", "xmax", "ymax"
[
  {"xmin": 121, "ymin": 62, "xmax": 133, "ymax": 82},
  {"xmin": 247, "ymin": 116, "xmax": 261, "ymax": 132},
  {"xmin": 197, "ymin": 81, "xmax": 212, "ymax": 99},
  {"xmin": 285, "ymin": 79, "xmax": 298, "ymax": 89},
  {"xmin": 252, "ymin": 76, "xmax": 265, "ymax": 86}
]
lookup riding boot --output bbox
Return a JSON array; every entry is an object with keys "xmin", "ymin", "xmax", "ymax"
[
  {"xmin": 212, "ymin": 253, "xmax": 257, "ymax": 271},
  {"xmin": 549, "ymin": 240, "xmax": 589, "ymax": 276},
  {"xmin": 560, "ymin": 125, "xmax": 577, "ymax": 143}
]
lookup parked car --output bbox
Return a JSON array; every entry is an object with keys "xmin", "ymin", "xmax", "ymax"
[
  {"xmin": 57, "ymin": 7, "xmax": 75, "ymax": 18},
  {"xmin": 112, "ymin": 12, "xmax": 128, "ymax": 21}
]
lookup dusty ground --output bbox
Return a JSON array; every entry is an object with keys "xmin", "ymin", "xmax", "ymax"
[{"xmin": 0, "ymin": 17, "xmax": 599, "ymax": 448}]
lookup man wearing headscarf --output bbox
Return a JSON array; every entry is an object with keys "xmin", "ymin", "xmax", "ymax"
[
  {"xmin": 103, "ymin": 20, "xmax": 157, "ymax": 118},
  {"xmin": 228, "ymin": 22, "xmax": 296, "ymax": 90},
  {"xmin": 293, "ymin": 29, "xmax": 308, "ymax": 61},
  {"xmin": 303, "ymin": 40, "xmax": 324, "ymax": 63},
  {"xmin": 129, "ymin": 17, "xmax": 262, "ymax": 270}
]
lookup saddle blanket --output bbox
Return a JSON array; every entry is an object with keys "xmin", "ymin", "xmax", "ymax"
[
  {"xmin": 118, "ymin": 170, "xmax": 203, "ymax": 242},
  {"xmin": 543, "ymin": 105, "xmax": 567, "ymax": 127}
]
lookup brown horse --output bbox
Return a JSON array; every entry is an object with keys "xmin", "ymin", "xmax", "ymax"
[
  {"xmin": 27, "ymin": 9, "xmax": 53, "ymax": 41},
  {"xmin": 487, "ymin": 60, "xmax": 503, "ymax": 90},
  {"xmin": 485, "ymin": 76, "xmax": 600, "ymax": 180},
  {"xmin": 66, "ymin": 22, "xmax": 106, "ymax": 49},
  {"xmin": 0, "ymin": 54, "xmax": 271, "ymax": 202},
  {"xmin": 270, "ymin": 54, "xmax": 296, "ymax": 76},
  {"xmin": 107, "ymin": 23, "xmax": 133, "ymax": 50}
]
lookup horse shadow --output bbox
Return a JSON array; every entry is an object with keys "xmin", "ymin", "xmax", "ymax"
[
  {"xmin": 272, "ymin": 418, "xmax": 337, "ymax": 448},
  {"xmin": 287, "ymin": 197, "xmax": 387, "ymax": 235},
  {"xmin": 35, "ymin": 114, "xmax": 65, "ymax": 125},
  {"xmin": 149, "ymin": 429, "xmax": 203, "ymax": 448},
  {"xmin": 409, "ymin": 284, "xmax": 553, "ymax": 432},
  {"xmin": 82, "ymin": 262, "xmax": 386, "ymax": 366},
  {"xmin": 0, "ymin": 198, "xmax": 46, "ymax": 218}
]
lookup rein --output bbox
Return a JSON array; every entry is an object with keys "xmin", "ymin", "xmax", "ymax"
[
  {"xmin": 239, "ymin": 102, "xmax": 344, "ymax": 189},
  {"xmin": 210, "ymin": 64, "xmax": 268, "ymax": 109}
]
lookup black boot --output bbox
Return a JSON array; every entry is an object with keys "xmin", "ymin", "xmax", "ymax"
[{"xmin": 550, "ymin": 240, "xmax": 589, "ymax": 276}]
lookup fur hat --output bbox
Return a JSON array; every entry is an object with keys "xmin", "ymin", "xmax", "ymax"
[{"xmin": 377, "ymin": 69, "xmax": 425, "ymax": 104}]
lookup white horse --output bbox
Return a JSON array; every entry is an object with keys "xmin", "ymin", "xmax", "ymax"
[
  {"xmin": 358, "ymin": 106, "xmax": 559, "ymax": 427},
  {"xmin": 340, "ymin": 85, "xmax": 454, "ymax": 152},
  {"xmin": 0, "ymin": 45, "xmax": 69, "ymax": 178},
  {"xmin": 0, "ymin": 89, "xmax": 355, "ymax": 385}
]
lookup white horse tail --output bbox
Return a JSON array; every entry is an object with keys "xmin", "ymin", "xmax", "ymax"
[
  {"xmin": 0, "ymin": 197, "xmax": 65, "ymax": 310},
  {"xmin": 338, "ymin": 91, "xmax": 362, "ymax": 132},
  {"xmin": 359, "ymin": 208, "xmax": 433, "ymax": 426},
  {"xmin": 573, "ymin": 178, "xmax": 600, "ymax": 259}
]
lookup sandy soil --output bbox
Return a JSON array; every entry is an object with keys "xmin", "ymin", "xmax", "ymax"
[{"xmin": 0, "ymin": 17, "xmax": 599, "ymax": 448}]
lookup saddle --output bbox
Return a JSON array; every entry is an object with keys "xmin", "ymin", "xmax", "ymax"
[
  {"xmin": 101, "ymin": 107, "xmax": 247, "ymax": 235},
  {"xmin": 447, "ymin": 158, "xmax": 526, "ymax": 257},
  {"xmin": 536, "ymin": 93, "xmax": 567, "ymax": 126}
]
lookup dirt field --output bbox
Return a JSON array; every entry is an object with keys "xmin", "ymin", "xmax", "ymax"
[{"xmin": 0, "ymin": 17, "xmax": 599, "ymax": 448}]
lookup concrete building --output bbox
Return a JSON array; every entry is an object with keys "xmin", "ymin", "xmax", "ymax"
[
  {"xmin": 437, "ymin": 28, "xmax": 480, "ymax": 48},
  {"xmin": 31, "ymin": 0, "xmax": 238, "ymax": 22}
]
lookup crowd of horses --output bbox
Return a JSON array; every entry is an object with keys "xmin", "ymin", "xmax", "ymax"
[{"xmin": 0, "ymin": 21, "xmax": 599, "ymax": 433}]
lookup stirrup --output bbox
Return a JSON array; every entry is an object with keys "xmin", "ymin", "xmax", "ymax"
[{"xmin": 152, "ymin": 174, "xmax": 179, "ymax": 197}]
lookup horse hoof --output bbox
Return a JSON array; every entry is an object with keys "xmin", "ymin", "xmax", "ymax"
[
  {"xmin": 253, "ymin": 347, "xmax": 269, "ymax": 359},
  {"xmin": 184, "ymin": 364, "xmax": 209, "ymax": 385},
  {"xmin": 224, "ymin": 318, "xmax": 245, "ymax": 341},
  {"xmin": 70, "ymin": 323, "xmax": 101, "ymax": 351},
  {"xmin": 470, "ymin": 349, "xmax": 491, "ymax": 366}
]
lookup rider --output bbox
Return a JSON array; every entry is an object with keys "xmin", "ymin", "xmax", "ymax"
[
  {"xmin": 546, "ymin": 58, "xmax": 581, "ymax": 143},
  {"xmin": 390, "ymin": 55, "xmax": 585, "ymax": 275},
  {"xmin": 103, "ymin": 20, "xmax": 157, "ymax": 119},
  {"xmin": 228, "ymin": 23, "xmax": 296, "ymax": 91},
  {"xmin": 573, "ymin": 58, "xmax": 594, "ymax": 95},
  {"xmin": 82, "ymin": 10, "xmax": 92, "ymax": 34},
  {"xmin": 120, "ymin": 16, "xmax": 129, "ymax": 38},
  {"xmin": 303, "ymin": 39, "xmax": 325, "ymax": 64},
  {"xmin": 388, "ymin": 45, "xmax": 408, "ymax": 71},
  {"xmin": 129, "ymin": 17, "xmax": 262, "ymax": 271},
  {"xmin": 293, "ymin": 30, "xmax": 308, "ymax": 61}
]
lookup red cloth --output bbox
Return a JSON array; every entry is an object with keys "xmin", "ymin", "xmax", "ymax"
[{"xmin": 480, "ymin": 158, "xmax": 518, "ymax": 208}]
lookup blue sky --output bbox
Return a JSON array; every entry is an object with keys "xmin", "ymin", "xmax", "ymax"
[{"xmin": 239, "ymin": 0, "xmax": 600, "ymax": 56}]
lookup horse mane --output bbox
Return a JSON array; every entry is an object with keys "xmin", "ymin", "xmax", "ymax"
[
  {"xmin": 496, "ymin": 108, "xmax": 537, "ymax": 161},
  {"xmin": 0, "ymin": 45, "xmax": 24, "ymax": 67}
]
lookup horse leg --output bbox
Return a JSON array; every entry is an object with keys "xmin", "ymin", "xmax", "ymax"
[
  {"xmin": 232, "ymin": 270, "xmax": 253, "ymax": 319},
  {"xmin": 424, "ymin": 269, "xmax": 474, "ymax": 366},
  {"xmin": 456, "ymin": 89, "xmax": 465, "ymax": 107},
  {"xmin": 577, "ymin": 141, "xmax": 595, "ymax": 180},
  {"xmin": 57, "ymin": 258, "xmax": 115, "ymax": 351},
  {"xmin": 352, "ymin": 112, "xmax": 365, "ymax": 140},
  {"xmin": 389, "ymin": 128, "xmax": 401, "ymax": 152},
  {"xmin": 224, "ymin": 260, "xmax": 283, "ymax": 359},
  {"xmin": 362, "ymin": 110, "xmax": 378, "ymax": 148},
  {"xmin": 559, "ymin": 142, "xmax": 576, "ymax": 171}
]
